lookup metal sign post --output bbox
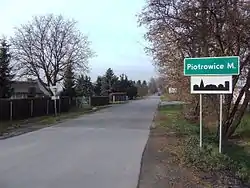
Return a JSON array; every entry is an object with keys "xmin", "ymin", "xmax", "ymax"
[
  {"xmin": 200, "ymin": 94, "xmax": 203, "ymax": 148},
  {"xmin": 50, "ymin": 86, "xmax": 58, "ymax": 116},
  {"xmin": 184, "ymin": 56, "xmax": 239, "ymax": 153},
  {"xmin": 219, "ymin": 94, "xmax": 223, "ymax": 153},
  {"xmin": 51, "ymin": 96, "xmax": 58, "ymax": 116},
  {"xmin": 54, "ymin": 98, "xmax": 57, "ymax": 116}
]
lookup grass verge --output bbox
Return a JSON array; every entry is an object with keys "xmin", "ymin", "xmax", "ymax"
[
  {"xmin": 160, "ymin": 95, "xmax": 168, "ymax": 101},
  {"xmin": 0, "ymin": 105, "xmax": 110, "ymax": 136},
  {"xmin": 157, "ymin": 104, "xmax": 250, "ymax": 185}
]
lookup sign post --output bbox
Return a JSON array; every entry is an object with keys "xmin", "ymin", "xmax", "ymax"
[
  {"xmin": 219, "ymin": 94, "xmax": 223, "ymax": 153},
  {"xmin": 54, "ymin": 97, "xmax": 57, "ymax": 116},
  {"xmin": 50, "ymin": 86, "xmax": 59, "ymax": 116},
  {"xmin": 184, "ymin": 56, "xmax": 239, "ymax": 153},
  {"xmin": 200, "ymin": 94, "xmax": 202, "ymax": 148}
]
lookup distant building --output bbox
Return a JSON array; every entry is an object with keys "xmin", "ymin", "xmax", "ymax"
[
  {"xmin": 11, "ymin": 79, "xmax": 50, "ymax": 99},
  {"xmin": 109, "ymin": 92, "xmax": 127, "ymax": 102},
  {"xmin": 168, "ymin": 87, "xmax": 177, "ymax": 94}
]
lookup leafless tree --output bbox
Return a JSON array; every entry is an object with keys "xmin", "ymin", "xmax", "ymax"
[
  {"xmin": 139, "ymin": 0, "xmax": 250, "ymax": 139},
  {"xmin": 11, "ymin": 14, "xmax": 95, "ymax": 94}
]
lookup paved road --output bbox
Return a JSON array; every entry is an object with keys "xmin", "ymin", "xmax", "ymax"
[{"xmin": 0, "ymin": 96, "xmax": 159, "ymax": 188}]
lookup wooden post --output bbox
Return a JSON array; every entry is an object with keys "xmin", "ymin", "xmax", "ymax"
[
  {"xmin": 47, "ymin": 99, "xmax": 49, "ymax": 115},
  {"xmin": 89, "ymin": 96, "xmax": 92, "ymax": 107},
  {"xmin": 59, "ymin": 98, "xmax": 61, "ymax": 114},
  {"xmin": 10, "ymin": 101, "xmax": 13, "ymax": 121},
  {"xmin": 30, "ymin": 99, "xmax": 33, "ymax": 117}
]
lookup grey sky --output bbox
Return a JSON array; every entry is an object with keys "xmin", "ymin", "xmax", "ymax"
[{"xmin": 1, "ymin": 0, "xmax": 157, "ymax": 82}]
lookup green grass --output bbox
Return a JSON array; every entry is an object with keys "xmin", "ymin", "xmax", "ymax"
[
  {"xmin": 38, "ymin": 105, "xmax": 112, "ymax": 124},
  {"xmin": 236, "ymin": 113, "xmax": 250, "ymax": 140},
  {"xmin": 158, "ymin": 105, "xmax": 200, "ymax": 135},
  {"xmin": 160, "ymin": 95, "xmax": 169, "ymax": 101},
  {"xmin": 36, "ymin": 107, "xmax": 95, "ymax": 125},
  {"xmin": 110, "ymin": 101, "xmax": 129, "ymax": 104},
  {"xmin": 157, "ymin": 104, "xmax": 250, "ymax": 184},
  {"xmin": 0, "ymin": 105, "xmax": 110, "ymax": 134}
]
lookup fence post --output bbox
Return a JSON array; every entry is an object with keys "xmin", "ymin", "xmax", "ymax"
[
  {"xmin": 54, "ymin": 98, "xmax": 57, "ymax": 116},
  {"xmin": 76, "ymin": 97, "xmax": 78, "ymax": 108},
  {"xmin": 68, "ymin": 97, "xmax": 71, "ymax": 111},
  {"xmin": 47, "ymin": 99, "xmax": 49, "ymax": 115},
  {"xmin": 89, "ymin": 96, "xmax": 92, "ymax": 106},
  {"xmin": 59, "ymin": 98, "xmax": 61, "ymax": 114},
  {"xmin": 30, "ymin": 99, "xmax": 33, "ymax": 117},
  {"xmin": 10, "ymin": 101, "xmax": 13, "ymax": 121}
]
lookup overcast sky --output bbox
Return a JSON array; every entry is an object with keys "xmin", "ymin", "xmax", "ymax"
[{"xmin": 1, "ymin": 0, "xmax": 157, "ymax": 82}]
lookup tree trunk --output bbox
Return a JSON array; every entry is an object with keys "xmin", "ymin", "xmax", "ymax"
[
  {"xmin": 226, "ymin": 90, "xmax": 250, "ymax": 138},
  {"xmin": 222, "ymin": 84, "xmax": 246, "ymax": 136}
]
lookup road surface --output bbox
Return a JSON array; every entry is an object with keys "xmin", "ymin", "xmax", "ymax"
[{"xmin": 0, "ymin": 96, "xmax": 159, "ymax": 188}]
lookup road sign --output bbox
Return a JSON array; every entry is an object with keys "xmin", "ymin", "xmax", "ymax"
[
  {"xmin": 51, "ymin": 96, "xmax": 59, "ymax": 100},
  {"xmin": 50, "ymin": 86, "xmax": 58, "ymax": 96},
  {"xmin": 168, "ymin": 87, "xmax": 177, "ymax": 94},
  {"xmin": 190, "ymin": 76, "xmax": 232, "ymax": 94},
  {"xmin": 184, "ymin": 56, "xmax": 239, "ymax": 76}
]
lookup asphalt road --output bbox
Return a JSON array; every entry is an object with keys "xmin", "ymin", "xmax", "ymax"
[{"xmin": 0, "ymin": 96, "xmax": 159, "ymax": 188}]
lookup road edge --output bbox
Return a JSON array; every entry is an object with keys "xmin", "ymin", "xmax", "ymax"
[
  {"xmin": 136, "ymin": 100, "xmax": 160, "ymax": 188},
  {"xmin": 136, "ymin": 133, "xmax": 149, "ymax": 188}
]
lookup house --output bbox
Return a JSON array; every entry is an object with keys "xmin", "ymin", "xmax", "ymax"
[
  {"xmin": 11, "ymin": 80, "xmax": 50, "ymax": 99},
  {"xmin": 109, "ymin": 92, "xmax": 128, "ymax": 102}
]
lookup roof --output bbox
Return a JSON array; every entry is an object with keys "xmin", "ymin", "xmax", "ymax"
[{"xmin": 12, "ymin": 81, "xmax": 44, "ymax": 94}]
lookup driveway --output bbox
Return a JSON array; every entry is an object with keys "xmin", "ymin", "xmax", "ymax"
[{"xmin": 0, "ymin": 96, "xmax": 159, "ymax": 188}]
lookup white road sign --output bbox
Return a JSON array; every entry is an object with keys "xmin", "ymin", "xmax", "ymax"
[
  {"xmin": 168, "ymin": 87, "xmax": 177, "ymax": 94},
  {"xmin": 191, "ymin": 76, "xmax": 232, "ymax": 94},
  {"xmin": 50, "ymin": 85, "xmax": 58, "ymax": 96},
  {"xmin": 51, "ymin": 96, "xmax": 59, "ymax": 100}
]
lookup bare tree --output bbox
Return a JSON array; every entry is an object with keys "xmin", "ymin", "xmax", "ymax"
[
  {"xmin": 11, "ymin": 14, "xmax": 95, "ymax": 94},
  {"xmin": 139, "ymin": 0, "xmax": 250, "ymax": 139}
]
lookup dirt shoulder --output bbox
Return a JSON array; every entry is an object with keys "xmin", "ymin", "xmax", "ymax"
[
  {"xmin": 137, "ymin": 127, "xmax": 206, "ymax": 188},
  {"xmin": 137, "ymin": 104, "xmax": 250, "ymax": 188}
]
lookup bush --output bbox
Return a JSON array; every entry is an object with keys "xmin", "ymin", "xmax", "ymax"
[
  {"xmin": 182, "ymin": 136, "xmax": 235, "ymax": 171},
  {"xmin": 158, "ymin": 105, "xmax": 250, "ymax": 184},
  {"xmin": 182, "ymin": 136, "xmax": 250, "ymax": 183}
]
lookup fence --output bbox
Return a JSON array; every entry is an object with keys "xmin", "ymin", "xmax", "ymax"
[
  {"xmin": 90, "ymin": 96, "xmax": 110, "ymax": 106},
  {"xmin": 0, "ymin": 96, "xmax": 111, "ymax": 121},
  {"xmin": 0, "ymin": 97, "xmax": 71, "ymax": 121}
]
